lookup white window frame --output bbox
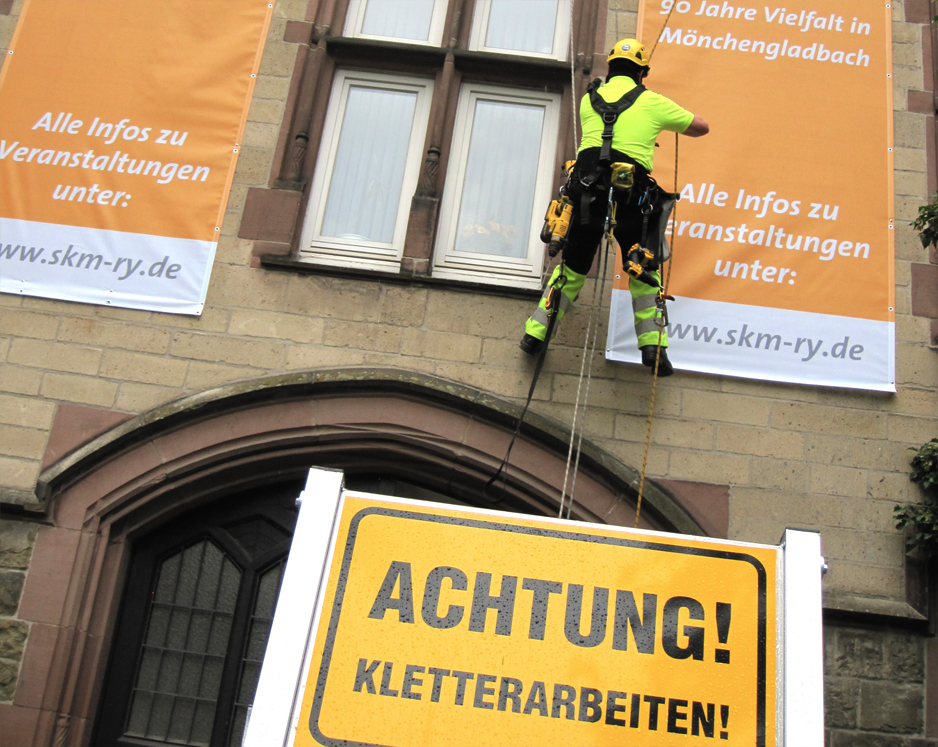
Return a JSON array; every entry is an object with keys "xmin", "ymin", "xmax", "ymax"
[
  {"xmin": 432, "ymin": 83, "xmax": 561, "ymax": 289},
  {"xmin": 344, "ymin": 0, "xmax": 448, "ymax": 46},
  {"xmin": 469, "ymin": 0, "xmax": 572, "ymax": 60},
  {"xmin": 299, "ymin": 70, "xmax": 433, "ymax": 272}
]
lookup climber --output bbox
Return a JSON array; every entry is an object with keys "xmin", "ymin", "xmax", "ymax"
[{"xmin": 520, "ymin": 38, "xmax": 709, "ymax": 376}]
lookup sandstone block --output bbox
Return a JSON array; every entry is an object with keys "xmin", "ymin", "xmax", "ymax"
[
  {"xmin": 401, "ymin": 329, "xmax": 481, "ymax": 363},
  {"xmin": 895, "ymin": 343, "xmax": 937, "ymax": 386},
  {"xmin": 0, "ymin": 456, "xmax": 39, "ymax": 489},
  {"xmin": 57, "ymin": 317, "xmax": 170, "ymax": 354},
  {"xmin": 242, "ymin": 121, "xmax": 281, "ymax": 149},
  {"xmin": 380, "ymin": 286, "xmax": 428, "ymax": 327},
  {"xmin": 858, "ymin": 680, "xmax": 923, "ymax": 733},
  {"xmin": 893, "ymin": 146, "xmax": 927, "ymax": 172},
  {"xmin": 100, "ymin": 350, "xmax": 188, "ymax": 387},
  {"xmin": 0, "ymin": 620, "xmax": 28, "ymax": 661},
  {"xmin": 285, "ymin": 345, "xmax": 365, "ymax": 370},
  {"xmin": 284, "ymin": 275, "xmax": 382, "ymax": 321},
  {"xmin": 0, "ymin": 521, "xmax": 38, "ymax": 569},
  {"xmin": 750, "ymin": 457, "xmax": 809, "ymax": 491},
  {"xmin": 683, "ymin": 389, "xmax": 770, "ymax": 426},
  {"xmin": 669, "ymin": 449, "xmax": 749, "ymax": 485},
  {"xmin": 40, "ymin": 373, "xmax": 118, "ymax": 408},
  {"xmin": 247, "ymin": 98, "xmax": 285, "ymax": 126},
  {"xmin": 170, "ymin": 332, "xmax": 284, "ymax": 368},
  {"xmin": 323, "ymin": 321, "xmax": 402, "ymax": 354},
  {"xmin": 0, "ymin": 570, "xmax": 24, "ymax": 615},
  {"xmin": 894, "ymin": 111, "xmax": 927, "ymax": 148},
  {"xmin": 185, "ymin": 362, "xmax": 264, "ymax": 390},
  {"xmin": 8, "ymin": 339, "xmax": 101, "ymax": 375},
  {"xmin": 894, "ymin": 169, "xmax": 928, "ymax": 198},
  {"xmin": 253, "ymin": 74, "xmax": 291, "ymax": 100},
  {"xmin": 0, "ymin": 658, "xmax": 17, "ymax": 702},
  {"xmin": 0, "ymin": 367, "xmax": 41, "ymax": 397},
  {"xmin": 0, "ymin": 394, "xmax": 54, "ymax": 430},
  {"xmin": 824, "ymin": 677, "xmax": 859, "ymax": 729},
  {"xmin": 115, "ymin": 383, "xmax": 180, "ymax": 414},
  {"xmin": 228, "ymin": 309, "xmax": 323, "ymax": 344},
  {"xmin": 232, "ymin": 146, "xmax": 274, "ymax": 187},
  {"xmin": 0, "ymin": 426, "xmax": 47, "ymax": 461},
  {"xmin": 715, "ymin": 424, "xmax": 804, "ymax": 459},
  {"xmin": 0, "ymin": 310, "xmax": 58, "ymax": 340},
  {"xmin": 772, "ymin": 402, "xmax": 886, "ymax": 438},
  {"xmin": 810, "ymin": 464, "xmax": 869, "ymax": 498},
  {"xmin": 258, "ymin": 41, "xmax": 298, "ymax": 77}
]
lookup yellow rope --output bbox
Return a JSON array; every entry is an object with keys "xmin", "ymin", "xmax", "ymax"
[
  {"xmin": 649, "ymin": 2, "xmax": 677, "ymax": 58},
  {"xmin": 633, "ymin": 0, "xmax": 680, "ymax": 528},
  {"xmin": 635, "ymin": 134, "xmax": 678, "ymax": 528}
]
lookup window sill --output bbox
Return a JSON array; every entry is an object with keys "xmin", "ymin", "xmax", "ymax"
[
  {"xmin": 321, "ymin": 36, "xmax": 576, "ymax": 83},
  {"xmin": 259, "ymin": 254, "xmax": 542, "ymax": 300}
]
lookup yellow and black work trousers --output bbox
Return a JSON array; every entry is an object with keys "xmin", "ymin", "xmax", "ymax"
[
  {"xmin": 524, "ymin": 147, "xmax": 669, "ymax": 348},
  {"xmin": 524, "ymin": 264, "xmax": 588, "ymax": 342},
  {"xmin": 631, "ymin": 269, "xmax": 668, "ymax": 348}
]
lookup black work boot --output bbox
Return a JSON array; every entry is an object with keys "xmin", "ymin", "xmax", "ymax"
[
  {"xmin": 641, "ymin": 345, "xmax": 673, "ymax": 376},
  {"xmin": 519, "ymin": 334, "xmax": 544, "ymax": 356}
]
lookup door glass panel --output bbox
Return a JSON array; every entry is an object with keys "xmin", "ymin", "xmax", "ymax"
[
  {"xmin": 484, "ymin": 0, "xmax": 560, "ymax": 55},
  {"xmin": 361, "ymin": 0, "xmax": 435, "ymax": 41},
  {"xmin": 227, "ymin": 560, "xmax": 287, "ymax": 747},
  {"xmin": 320, "ymin": 85, "xmax": 418, "ymax": 244},
  {"xmin": 453, "ymin": 99, "xmax": 545, "ymax": 258},
  {"xmin": 124, "ymin": 541, "xmax": 241, "ymax": 747}
]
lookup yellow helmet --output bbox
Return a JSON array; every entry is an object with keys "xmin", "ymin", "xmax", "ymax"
[{"xmin": 607, "ymin": 38, "xmax": 650, "ymax": 67}]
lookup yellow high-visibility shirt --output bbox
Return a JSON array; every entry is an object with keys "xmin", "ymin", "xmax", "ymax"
[{"xmin": 578, "ymin": 76, "xmax": 694, "ymax": 172}]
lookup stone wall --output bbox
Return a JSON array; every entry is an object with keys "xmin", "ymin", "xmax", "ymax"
[
  {"xmin": 0, "ymin": 0, "xmax": 935, "ymax": 735},
  {"xmin": 825, "ymin": 622, "xmax": 935, "ymax": 744},
  {"xmin": 0, "ymin": 519, "xmax": 38, "ymax": 704}
]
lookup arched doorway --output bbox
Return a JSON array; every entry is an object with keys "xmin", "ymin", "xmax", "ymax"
[{"xmin": 22, "ymin": 370, "xmax": 707, "ymax": 746}]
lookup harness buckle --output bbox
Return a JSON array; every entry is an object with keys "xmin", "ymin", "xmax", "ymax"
[{"xmin": 655, "ymin": 291, "xmax": 675, "ymax": 328}]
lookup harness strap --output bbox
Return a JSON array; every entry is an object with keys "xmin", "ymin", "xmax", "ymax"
[{"xmin": 587, "ymin": 78, "xmax": 646, "ymax": 164}]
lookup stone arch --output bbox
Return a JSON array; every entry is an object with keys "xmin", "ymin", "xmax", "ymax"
[{"xmin": 21, "ymin": 368, "xmax": 706, "ymax": 745}]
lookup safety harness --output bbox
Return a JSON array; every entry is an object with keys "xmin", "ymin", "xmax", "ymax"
[
  {"xmin": 587, "ymin": 77, "xmax": 646, "ymax": 164},
  {"xmin": 575, "ymin": 78, "xmax": 647, "ymax": 225}
]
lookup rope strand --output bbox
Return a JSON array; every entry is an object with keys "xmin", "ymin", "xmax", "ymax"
[{"xmin": 634, "ymin": 133, "xmax": 679, "ymax": 528}]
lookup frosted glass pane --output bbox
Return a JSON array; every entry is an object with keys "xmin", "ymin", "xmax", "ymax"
[
  {"xmin": 485, "ymin": 0, "xmax": 559, "ymax": 54},
  {"xmin": 125, "ymin": 540, "xmax": 240, "ymax": 746},
  {"xmin": 454, "ymin": 100, "xmax": 545, "ymax": 258},
  {"xmin": 361, "ymin": 0, "xmax": 434, "ymax": 41},
  {"xmin": 167, "ymin": 697, "xmax": 196, "ymax": 743},
  {"xmin": 125, "ymin": 691, "xmax": 153, "ymax": 736},
  {"xmin": 321, "ymin": 86, "xmax": 418, "ymax": 244}
]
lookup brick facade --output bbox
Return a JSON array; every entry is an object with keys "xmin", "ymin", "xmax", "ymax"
[{"xmin": 0, "ymin": 0, "xmax": 935, "ymax": 742}]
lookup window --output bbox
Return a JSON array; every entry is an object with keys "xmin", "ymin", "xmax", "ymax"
[
  {"xmin": 290, "ymin": 0, "xmax": 579, "ymax": 288},
  {"xmin": 299, "ymin": 71, "xmax": 434, "ymax": 271},
  {"xmin": 469, "ymin": 0, "xmax": 571, "ymax": 59},
  {"xmin": 344, "ymin": 0, "xmax": 448, "ymax": 45},
  {"xmin": 433, "ymin": 85, "xmax": 560, "ymax": 287},
  {"xmin": 95, "ymin": 482, "xmax": 301, "ymax": 747}
]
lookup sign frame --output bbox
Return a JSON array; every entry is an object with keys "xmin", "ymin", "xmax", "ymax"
[{"xmin": 245, "ymin": 467, "xmax": 824, "ymax": 746}]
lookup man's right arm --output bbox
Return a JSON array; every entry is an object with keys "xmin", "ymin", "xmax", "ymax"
[{"xmin": 682, "ymin": 115, "xmax": 709, "ymax": 137}]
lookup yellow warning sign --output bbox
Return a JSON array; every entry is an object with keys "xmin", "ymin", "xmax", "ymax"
[{"xmin": 294, "ymin": 495, "xmax": 778, "ymax": 746}]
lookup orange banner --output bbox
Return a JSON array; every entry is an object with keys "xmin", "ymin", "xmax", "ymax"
[
  {"xmin": 607, "ymin": 0, "xmax": 894, "ymax": 390},
  {"xmin": 0, "ymin": 0, "xmax": 272, "ymax": 313}
]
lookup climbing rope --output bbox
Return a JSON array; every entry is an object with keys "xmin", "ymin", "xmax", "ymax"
[
  {"xmin": 519, "ymin": 5, "xmax": 684, "ymax": 522},
  {"xmin": 558, "ymin": 204, "xmax": 614, "ymax": 519},
  {"xmin": 633, "ymin": 6, "xmax": 681, "ymax": 528},
  {"xmin": 634, "ymin": 135, "xmax": 679, "ymax": 528}
]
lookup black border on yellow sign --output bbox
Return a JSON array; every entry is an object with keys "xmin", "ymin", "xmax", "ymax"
[{"xmin": 307, "ymin": 507, "xmax": 769, "ymax": 746}]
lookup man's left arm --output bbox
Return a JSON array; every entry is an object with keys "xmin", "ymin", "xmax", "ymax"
[{"xmin": 682, "ymin": 115, "xmax": 709, "ymax": 137}]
